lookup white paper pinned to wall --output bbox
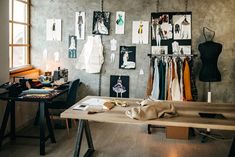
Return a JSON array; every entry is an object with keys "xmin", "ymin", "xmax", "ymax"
[
  {"xmin": 115, "ymin": 11, "xmax": 125, "ymax": 34},
  {"xmin": 54, "ymin": 52, "xmax": 60, "ymax": 62},
  {"xmin": 110, "ymin": 38, "xmax": 117, "ymax": 51},
  {"xmin": 46, "ymin": 19, "xmax": 62, "ymax": 41},
  {"xmin": 75, "ymin": 12, "xmax": 85, "ymax": 40}
]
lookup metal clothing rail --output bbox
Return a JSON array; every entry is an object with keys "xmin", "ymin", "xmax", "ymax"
[{"xmin": 147, "ymin": 53, "xmax": 198, "ymax": 58}]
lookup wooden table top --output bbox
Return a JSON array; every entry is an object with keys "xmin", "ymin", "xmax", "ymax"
[{"xmin": 61, "ymin": 96, "xmax": 235, "ymax": 131}]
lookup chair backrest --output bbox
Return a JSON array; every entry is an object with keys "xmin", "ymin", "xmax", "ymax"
[{"xmin": 66, "ymin": 79, "xmax": 80, "ymax": 108}]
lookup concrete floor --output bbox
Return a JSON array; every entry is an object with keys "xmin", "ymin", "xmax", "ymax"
[{"xmin": 0, "ymin": 122, "xmax": 234, "ymax": 157}]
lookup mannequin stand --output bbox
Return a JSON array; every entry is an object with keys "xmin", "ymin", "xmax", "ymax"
[
  {"xmin": 200, "ymin": 82, "xmax": 212, "ymax": 143},
  {"xmin": 207, "ymin": 82, "xmax": 211, "ymax": 103}
]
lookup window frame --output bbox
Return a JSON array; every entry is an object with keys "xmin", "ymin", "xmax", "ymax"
[{"xmin": 9, "ymin": 0, "xmax": 31, "ymax": 70}]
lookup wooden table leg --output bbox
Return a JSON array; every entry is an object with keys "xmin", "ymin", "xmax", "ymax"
[
  {"xmin": 0, "ymin": 101, "xmax": 11, "ymax": 148},
  {"xmin": 39, "ymin": 101, "xmax": 46, "ymax": 155},
  {"xmin": 45, "ymin": 107, "xmax": 56, "ymax": 143},
  {"xmin": 73, "ymin": 120, "xmax": 95, "ymax": 157},
  {"xmin": 10, "ymin": 100, "xmax": 16, "ymax": 140},
  {"xmin": 228, "ymin": 137, "xmax": 235, "ymax": 157}
]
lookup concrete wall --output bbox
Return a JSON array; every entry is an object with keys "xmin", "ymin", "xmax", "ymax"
[
  {"xmin": 0, "ymin": 0, "xmax": 9, "ymax": 84},
  {"xmin": 0, "ymin": 0, "xmax": 10, "ymax": 134},
  {"xmin": 31, "ymin": 0, "xmax": 235, "ymax": 103}
]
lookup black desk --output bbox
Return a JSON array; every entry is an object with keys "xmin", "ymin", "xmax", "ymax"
[{"xmin": 0, "ymin": 88, "xmax": 68, "ymax": 155}]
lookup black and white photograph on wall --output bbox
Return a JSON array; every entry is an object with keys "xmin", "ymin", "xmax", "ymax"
[
  {"xmin": 46, "ymin": 19, "xmax": 61, "ymax": 41},
  {"xmin": 119, "ymin": 46, "xmax": 136, "ymax": 69},
  {"xmin": 178, "ymin": 45, "xmax": 191, "ymax": 55},
  {"xmin": 68, "ymin": 35, "xmax": 77, "ymax": 58},
  {"xmin": 92, "ymin": 11, "xmax": 110, "ymax": 35},
  {"xmin": 115, "ymin": 11, "xmax": 125, "ymax": 34},
  {"xmin": 151, "ymin": 46, "xmax": 168, "ymax": 55},
  {"xmin": 151, "ymin": 12, "xmax": 192, "ymax": 54},
  {"xmin": 110, "ymin": 75, "xmax": 129, "ymax": 98},
  {"xmin": 132, "ymin": 21, "xmax": 149, "ymax": 44},
  {"xmin": 151, "ymin": 14, "xmax": 172, "ymax": 41},
  {"xmin": 173, "ymin": 14, "xmax": 191, "ymax": 40},
  {"xmin": 75, "ymin": 11, "xmax": 85, "ymax": 40}
]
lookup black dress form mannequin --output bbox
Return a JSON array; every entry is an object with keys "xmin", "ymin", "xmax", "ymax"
[{"xmin": 198, "ymin": 27, "xmax": 222, "ymax": 82}]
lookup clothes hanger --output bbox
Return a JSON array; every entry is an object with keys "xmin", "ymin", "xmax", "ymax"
[
  {"xmin": 203, "ymin": 27, "xmax": 215, "ymax": 41},
  {"xmin": 182, "ymin": 16, "xmax": 190, "ymax": 25}
]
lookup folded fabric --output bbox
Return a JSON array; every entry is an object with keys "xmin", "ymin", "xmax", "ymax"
[
  {"xmin": 138, "ymin": 98, "xmax": 155, "ymax": 106},
  {"xmin": 22, "ymin": 89, "xmax": 53, "ymax": 94},
  {"xmin": 126, "ymin": 104, "xmax": 177, "ymax": 121}
]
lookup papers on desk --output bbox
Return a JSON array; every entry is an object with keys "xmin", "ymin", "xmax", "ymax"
[
  {"xmin": 73, "ymin": 98, "xmax": 108, "ymax": 111},
  {"xmin": 22, "ymin": 89, "xmax": 53, "ymax": 94}
]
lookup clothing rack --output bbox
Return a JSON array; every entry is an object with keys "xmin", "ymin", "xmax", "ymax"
[
  {"xmin": 147, "ymin": 53, "xmax": 198, "ymax": 58},
  {"xmin": 146, "ymin": 52, "xmax": 198, "ymax": 134}
]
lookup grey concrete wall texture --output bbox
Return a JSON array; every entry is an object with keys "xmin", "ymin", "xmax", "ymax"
[
  {"xmin": 0, "ymin": 0, "xmax": 10, "ymax": 132},
  {"xmin": 0, "ymin": 0, "xmax": 9, "ymax": 84},
  {"xmin": 31, "ymin": 0, "xmax": 235, "ymax": 103}
]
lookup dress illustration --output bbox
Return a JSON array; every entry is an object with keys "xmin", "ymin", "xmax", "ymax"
[
  {"xmin": 77, "ymin": 12, "xmax": 83, "ymax": 39},
  {"xmin": 68, "ymin": 36, "xmax": 77, "ymax": 58},
  {"xmin": 93, "ymin": 13, "xmax": 109, "ymax": 35},
  {"xmin": 138, "ymin": 21, "xmax": 144, "ymax": 44},
  {"xmin": 121, "ymin": 51, "xmax": 135, "ymax": 69},
  {"xmin": 52, "ymin": 22, "xmax": 56, "ymax": 40},
  {"xmin": 112, "ymin": 76, "xmax": 126, "ymax": 97},
  {"xmin": 116, "ymin": 14, "xmax": 124, "ymax": 26}
]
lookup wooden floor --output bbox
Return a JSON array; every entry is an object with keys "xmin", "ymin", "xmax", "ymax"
[{"xmin": 0, "ymin": 122, "xmax": 234, "ymax": 157}]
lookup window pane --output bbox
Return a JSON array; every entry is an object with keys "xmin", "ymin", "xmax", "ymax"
[
  {"xmin": 9, "ymin": 23, "xmax": 12, "ymax": 44},
  {"xmin": 13, "ymin": 24, "xmax": 27, "ymax": 44},
  {"xmin": 9, "ymin": 47, "xmax": 13, "ymax": 68},
  {"xmin": 13, "ymin": 46, "xmax": 27, "ymax": 68},
  {"xmin": 13, "ymin": 0, "xmax": 27, "ymax": 23},
  {"xmin": 9, "ymin": 0, "xmax": 12, "ymax": 20}
]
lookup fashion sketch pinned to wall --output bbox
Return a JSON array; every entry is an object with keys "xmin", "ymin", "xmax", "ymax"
[
  {"xmin": 151, "ymin": 14, "xmax": 172, "ymax": 42},
  {"xmin": 115, "ymin": 11, "xmax": 125, "ymax": 34},
  {"xmin": 178, "ymin": 45, "xmax": 191, "ymax": 55},
  {"xmin": 173, "ymin": 14, "xmax": 191, "ymax": 40},
  {"xmin": 46, "ymin": 19, "xmax": 61, "ymax": 41},
  {"xmin": 92, "ymin": 11, "xmax": 110, "ymax": 35},
  {"xmin": 151, "ymin": 12, "xmax": 192, "ymax": 55},
  {"xmin": 110, "ymin": 75, "xmax": 129, "ymax": 98},
  {"xmin": 75, "ymin": 11, "xmax": 85, "ymax": 40},
  {"xmin": 151, "ymin": 46, "xmax": 168, "ymax": 55},
  {"xmin": 132, "ymin": 21, "xmax": 149, "ymax": 44},
  {"xmin": 119, "ymin": 46, "xmax": 136, "ymax": 69},
  {"xmin": 68, "ymin": 35, "xmax": 77, "ymax": 58}
]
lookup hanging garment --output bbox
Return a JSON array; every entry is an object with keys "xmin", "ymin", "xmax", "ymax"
[
  {"xmin": 164, "ymin": 57, "xmax": 169, "ymax": 100},
  {"xmin": 188, "ymin": 58, "xmax": 198, "ymax": 101},
  {"xmin": 171, "ymin": 58, "xmax": 181, "ymax": 101},
  {"xmin": 146, "ymin": 59, "xmax": 154, "ymax": 97},
  {"xmin": 76, "ymin": 35, "xmax": 104, "ymax": 73},
  {"xmin": 177, "ymin": 58, "xmax": 184, "ymax": 101},
  {"xmin": 167, "ymin": 59, "xmax": 173, "ymax": 100},
  {"xmin": 159, "ymin": 60, "xmax": 166, "ymax": 100},
  {"xmin": 183, "ymin": 58, "xmax": 193, "ymax": 101},
  {"xmin": 150, "ymin": 58, "xmax": 160, "ymax": 100}
]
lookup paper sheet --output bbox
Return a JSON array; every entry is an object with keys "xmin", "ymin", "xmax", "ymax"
[
  {"xmin": 82, "ymin": 98, "xmax": 107, "ymax": 106},
  {"xmin": 73, "ymin": 98, "xmax": 108, "ymax": 110}
]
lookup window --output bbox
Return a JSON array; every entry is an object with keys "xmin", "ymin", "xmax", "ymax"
[{"xmin": 9, "ymin": 0, "xmax": 30, "ymax": 69}]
